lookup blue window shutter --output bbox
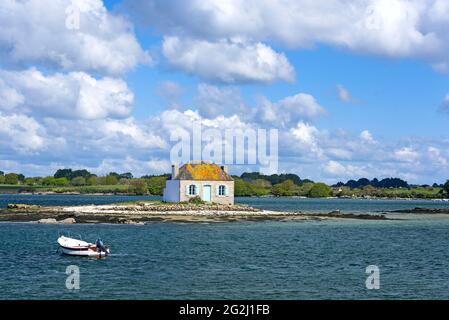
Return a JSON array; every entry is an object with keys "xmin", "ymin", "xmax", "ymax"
[
  {"xmin": 224, "ymin": 185, "xmax": 229, "ymax": 196},
  {"xmin": 195, "ymin": 184, "xmax": 199, "ymax": 195},
  {"xmin": 216, "ymin": 185, "xmax": 220, "ymax": 196},
  {"xmin": 185, "ymin": 185, "xmax": 190, "ymax": 196}
]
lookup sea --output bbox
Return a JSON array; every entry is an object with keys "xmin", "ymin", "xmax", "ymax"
[{"xmin": 1, "ymin": 194, "xmax": 449, "ymax": 299}]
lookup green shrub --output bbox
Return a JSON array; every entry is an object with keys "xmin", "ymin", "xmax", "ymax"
[
  {"xmin": 128, "ymin": 179, "xmax": 148, "ymax": 195},
  {"xmin": 308, "ymin": 183, "xmax": 332, "ymax": 198},
  {"xmin": 4, "ymin": 173, "xmax": 19, "ymax": 185},
  {"xmin": 71, "ymin": 176, "xmax": 86, "ymax": 186},
  {"xmin": 188, "ymin": 196, "xmax": 205, "ymax": 204}
]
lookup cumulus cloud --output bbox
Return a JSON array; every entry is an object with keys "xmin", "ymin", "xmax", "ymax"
[
  {"xmin": 290, "ymin": 122, "xmax": 324, "ymax": 159},
  {"xmin": 95, "ymin": 156, "xmax": 171, "ymax": 176},
  {"xmin": 324, "ymin": 160, "xmax": 367, "ymax": 178},
  {"xmin": 393, "ymin": 147, "xmax": 420, "ymax": 162},
  {"xmin": 360, "ymin": 130, "xmax": 376, "ymax": 144},
  {"xmin": 0, "ymin": 112, "xmax": 47, "ymax": 153},
  {"xmin": 162, "ymin": 36, "xmax": 294, "ymax": 83},
  {"xmin": 0, "ymin": 0, "xmax": 150, "ymax": 75},
  {"xmin": 0, "ymin": 79, "xmax": 24, "ymax": 110},
  {"xmin": 194, "ymin": 83, "xmax": 248, "ymax": 119},
  {"xmin": 427, "ymin": 146, "xmax": 448, "ymax": 166},
  {"xmin": 127, "ymin": 0, "xmax": 449, "ymax": 72},
  {"xmin": 0, "ymin": 68, "xmax": 134, "ymax": 120},
  {"xmin": 259, "ymin": 93, "xmax": 326, "ymax": 128}
]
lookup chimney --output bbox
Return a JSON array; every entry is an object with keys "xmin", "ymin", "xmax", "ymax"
[
  {"xmin": 171, "ymin": 164, "xmax": 179, "ymax": 180},
  {"xmin": 221, "ymin": 165, "xmax": 228, "ymax": 174}
]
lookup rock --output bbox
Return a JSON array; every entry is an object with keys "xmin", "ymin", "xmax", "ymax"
[
  {"xmin": 38, "ymin": 218, "xmax": 58, "ymax": 224},
  {"xmin": 123, "ymin": 219, "xmax": 145, "ymax": 225},
  {"xmin": 59, "ymin": 217, "xmax": 76, "ymax": 224},
  {"xmin": 7, "ymin": 204, "xmax": 40, "ymax": 209}
]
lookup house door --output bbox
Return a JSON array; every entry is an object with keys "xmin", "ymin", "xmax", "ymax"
[{"xmin": 202, "ymin": 185, "xmax": 211, "ymax": 202}]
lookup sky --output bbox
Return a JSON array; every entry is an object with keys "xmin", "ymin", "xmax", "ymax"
[{"xmin": 1, "ymin": 0, "xmax": 449, "ymax": 184}]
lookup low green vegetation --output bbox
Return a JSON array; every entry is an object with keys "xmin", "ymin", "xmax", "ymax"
[
  {"xmin": 0, "ymin": 168, "xmax": 448, "ymax": 199},
  {"xmin": 234, "ymin": 173, "xmax": 448, "ymax": 199},
  {"xmin": 0, "ymin": 169, "xmax": 169, "ymax": 196}
]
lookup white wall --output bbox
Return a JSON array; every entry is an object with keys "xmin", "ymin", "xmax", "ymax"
[
  {"xmin": 163, "ymin": 180, "xmax": 180, "ymax": 202},
  {"xmin": 179, "ymin": 180, "xmax": 234, "ymax": 205}
]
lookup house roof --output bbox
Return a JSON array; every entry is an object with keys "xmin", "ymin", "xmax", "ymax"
[{"xmin": 175, "ymin": 162, "xmax": 233, "ymax": 181}]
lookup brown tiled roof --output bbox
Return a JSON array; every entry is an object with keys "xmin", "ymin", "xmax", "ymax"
[{"xmin": 175, "ymin": 162, "xmax": 233, "ymax": 181}]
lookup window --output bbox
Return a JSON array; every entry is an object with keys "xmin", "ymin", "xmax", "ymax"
[
  {"xmin": 189, "ymin": 184, "xmax": 196, "ymax": 195},
  {"xmin": 218, "ymin": 185, "xmax": 226, "ymax": 196}
]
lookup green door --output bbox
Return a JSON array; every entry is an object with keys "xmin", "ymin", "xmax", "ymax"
[{"xmin": 203, "ymin": 185, "xmax": 211, "ymax": 202}]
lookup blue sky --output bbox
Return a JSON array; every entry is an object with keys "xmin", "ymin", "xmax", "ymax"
[{"xmin": 1, "ymin": 0, "xmax": 449, "ymax": 183}]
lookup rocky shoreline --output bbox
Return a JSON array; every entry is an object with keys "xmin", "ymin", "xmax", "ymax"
[
  {"xmin": 0, "ymin": 202, "xmax": 389, "ymax": 224},
  {"xmin": 386, "ymin": 207, "xmax": 449, "ymax": 214}
]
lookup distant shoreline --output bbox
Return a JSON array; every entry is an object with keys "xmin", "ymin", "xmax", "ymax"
[{"xmin": 1, "ymin": 191, "xmax": 449, "ymax": 202}]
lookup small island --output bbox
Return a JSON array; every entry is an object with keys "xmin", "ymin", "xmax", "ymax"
[{"xmin": 0, "ymin": 201, "xmax": 388, "ymax": 224}]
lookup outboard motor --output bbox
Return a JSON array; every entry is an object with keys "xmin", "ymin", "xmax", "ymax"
[{"xmin": 96, "ymin": 238, "xmax": 107, "ymax": 253}]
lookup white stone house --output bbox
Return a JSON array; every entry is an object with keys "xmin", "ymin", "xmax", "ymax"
[{"xmin": 163, "ymin": 161, "xmax": 234, "ymax": 205}]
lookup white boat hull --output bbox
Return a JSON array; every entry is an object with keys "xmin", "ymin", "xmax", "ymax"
[
  {"xmin": 59, "ymin": 246, "xmax": 109, "ymax": 257},
  {"xmin": 58, "ymin": 235, "xmax": 110, "ymax": 257}
]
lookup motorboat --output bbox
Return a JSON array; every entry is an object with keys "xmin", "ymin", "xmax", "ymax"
[{"xmin": 57, "ymin": 234, "xmax": 110, "ymax": 257}]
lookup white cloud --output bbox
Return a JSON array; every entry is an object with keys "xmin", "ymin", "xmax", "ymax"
[
  {"xmin": 162, "ymin": 36, "xmax": 294, "ymax": 83},
  {"xmin": 0, "ymin": 68, "xmax": 134, "ymax": 120},
  {"xmin": 194, "ymin": 83, "xmax": 247, "ymax": 119},
  {"xmin": 0, "ymin": 79, "xmax": 24, "ymax": 110},
  {"xmin": 128, "ymin": 0, "xmax": 449, "ymax": 72},
  {"xmin": 324, "ymin": 160, "xmax": 367, "ymax": 178},
  {"xmin": 393, "ymin": 147, "xmax": 420, "ymax": 162},
  {"xmin": 336, "ymin": 84, "xmax": 357, "ymax": 103},
  {"xmin": 0, "ymin": 112, "xmax": 47, "ymax": 153},
  {"xmin": 427, "ymin": 147, "xmax": 448, "ymax": 166},
  {"xmin": 360, "ymin": 130, "xmax": 376, "ymax": 144},
  {"xmin": 290, "ymin": 122, "xmax": 323, "ymax": 158},
  {"xmin": 259, "ymin": 93, "xmax": 326, "ymax": 128},
  {"xmin": 95, "ymin": 156, "xmax": 171, "ymax": 177},
  {"xmin": 0, "ymin": 0, "xmax": 150, "ymax": 75}
]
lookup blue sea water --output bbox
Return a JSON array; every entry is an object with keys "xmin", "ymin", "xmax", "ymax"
[{"xmin": 1, "ymin": 194, "xmax": 449, "ymax": 299}]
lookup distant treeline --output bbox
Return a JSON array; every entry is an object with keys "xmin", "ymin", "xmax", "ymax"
[
  {"xmin": 1, "ymin": 169, "xmax": 449, "ymax": 198},
  {"xmin": 334, "ymin": 177, "xmax": 444, "ymax": 189}
]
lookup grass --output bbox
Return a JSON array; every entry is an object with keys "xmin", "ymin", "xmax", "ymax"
[{"xmin": 49, "ymin": 185, "xmax": 130, "ymax": 194}]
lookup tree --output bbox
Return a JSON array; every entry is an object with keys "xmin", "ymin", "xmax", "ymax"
[
  {"xmin": 271, "ymin": 180, "xmax": 299, "ymax": 196},
  {"xmin": 54, "ymin": 178, "xmax": 69, "ymax": 186},
  {"xmin": 4, "ymin": 173, "xmax": 19, "ymax": 185},
  {"xmin": 297, "ymin": 182, "xmax": 314, "ymax": 196},
  {"xmin": 234, "ymin": 178, "xmax": 253, "ymax": 196},
  {"xmin": 146, "ymin": 176, "xmax": 168, "ymax": 195},
  {"xmin": 0, "ymin": 175, "xmax": 5, "ymax": 184},
  {"xmin": 308, "ymin": 183, "xmax": 332, "ymax": 198},
  {"xmin": 444, "ymin": 180, "xmax": 449, "ymax": 196},
  {"xmin": 0, "ymin": 170, "xmax": 4, "ymax": 176},
  {"xmin": 120, "ymin": 172, "xmax": 133, "ymax": 179},
  {"xmin": 97, "ymin": 175, "xmax": 118, "ymax": 185},
  {"xmin": 362, "ymin": 185, "xmax": 377, "ymax": 196},
  {"xmin": 129, "ymin": 179, "xmax": 148, "ymax": 195},
  {"xmin": 24, "ymin": 177, "xmax": 41, "ymax": 186},
  {"xmin": 71, "ymin": 176, "xmax": 86, "ymax": 186},
  {"xmin": 42, "ymin": 176, "xmax": 56, "ymax": 186},
  {"xmin": 42, "ymin": 176, "xmax": 69, "ymax": 186},
  {"xmin": 54, "ymin": 169, "xmax": 73, "ymax": 179},
  {"xmin": 71, "ymin": 169, "xmax": 91, "ymax": 179},
  {"xmin": 87, "ymin": 176, "xmax": 97, "ymax": 186}
]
